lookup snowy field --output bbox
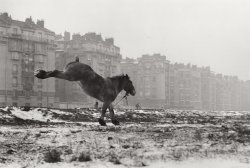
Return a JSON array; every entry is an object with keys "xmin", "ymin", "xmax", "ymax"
[{"xmin": 0, "ymin": 107, "xmax": 250, "ymax": 168}]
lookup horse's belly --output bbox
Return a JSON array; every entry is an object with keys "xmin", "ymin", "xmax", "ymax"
[{"xmin": 81, "ymin": 85, "xmax": 104, "ymax": 102}]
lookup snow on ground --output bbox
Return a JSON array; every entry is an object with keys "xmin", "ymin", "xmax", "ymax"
[
  {"xmin": 0, "ymin": 107, "xmax": 250, "ymax": 167},
  {"xmin": 11, "ymin": 108, "xmax": 54, "ymax": 122},
  {"xmin": 1, "ymin": 107, "xmax": 249, "ymax": 124},
  {"xmin": 1, "ymin": 159, "xmax": 250, "ymax": 168}
]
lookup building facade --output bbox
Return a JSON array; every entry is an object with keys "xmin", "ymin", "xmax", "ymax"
[
  {"xmin": 169, "ymin": 63, "xmax": 202, "ymax": 109},
  {"xmin": 55, "ymin": 32, "xmax": 122, "ymax": 108},
  {"xmin": 137, "ymin": 54, "xmax": 167, "ymax": 108},
  {"xmin": 121, "ymin": 54, "xmax": 250, "ymax": 110},
  {"xmin": 0, "ymin": 13, "xmax": 57, "ymax": 107},
  {"xmin": 121, "ymin": 54, "xmax": 167, "ymax": 108}
]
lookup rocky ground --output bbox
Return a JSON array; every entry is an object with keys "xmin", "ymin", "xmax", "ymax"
[{"xmin": 0, "ymin": 107, "xmax": 250, "ymax": 168}]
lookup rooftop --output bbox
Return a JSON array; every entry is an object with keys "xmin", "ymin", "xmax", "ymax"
[{"xmin": 0, "ymin": 12, "xmax": 54, "ymax": 35}]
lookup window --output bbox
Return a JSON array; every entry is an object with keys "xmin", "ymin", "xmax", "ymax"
[
  {"xmin": 38, "ymin": 91, "xmax": 42, "ymax": 97},
  {"xmin": 87, "ymin": 55, "xmax": 91, "ymax": 60},
  {"xmin": 12, "ymin": 77, "xmax": 18, "ymax": 86},
  {"xmin": 38, "ymin": 32, "xmax": 42, "ymax": 39},
  {"xmin": 28, "ymin": 42, "xmax": 33, "ymax": 50},
  {"xmin": 37, "ymin": 91, "xmax": 42, "ymax": 100},
  {"xmin": 10, "ymin": 40, "xmax": 18, "ymax": 51},
  {"xmin": 36, "ymin": 55, "xmax": 44, "ymax": 62},
  {"xmin": 23, "ymin": 42, "xmax": 29, "ymax": 51},
  {"xmin": 145, "ymin": 84, "xmax": 150, "ymax": 88},
  {"xmin": 13, "ymin": 28, "xmax": 18, "ymax": 34},
  {"xmin": 145, "ymin": 76, "xmax": 150, "ymax": 82},
  {"xmin": 98, "ymin": 44, "xmax": 102, "ymax": 50},
  {"xmin": 145, "ymin": 63, "xmax": 151, "ymax": 69},
  {"xmin": 12, "ymin": 64, "xmax": 18, "ymax": 73},
  {"xmin": 38, "ymin": 79, "xmax": 42, "ymax": 84},
  {"xmin": 111, "ymin": 47, "xmax": 115, "ymax": 53},
  {"xmin": 12, "ymin": 90, "xmax": 18, "ymax": 100},
  {"xmin": 29, "ymin": 55, "xmax": 33, "ymax": 62},
  {"xmin": 41, "ymin": 44, "xmax": 46, "ymax": 53},
  {"xmin": 145, "ymin": 90, "xmax": 151, "ymax": 96},
  {"xmin": 35, "ymin": 44, "xmax": 41, "ymax": 53},
  {"xmin": 25, "ymin": 91, "xmax": 30, "ymax": 99}
]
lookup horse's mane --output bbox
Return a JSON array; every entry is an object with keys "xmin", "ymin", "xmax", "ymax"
[{"xmin": 109, "ymin": 74, "xmax": 129, "ymax": 81}]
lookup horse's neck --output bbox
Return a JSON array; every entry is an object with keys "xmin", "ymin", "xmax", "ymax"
[{"xmin": 110, "ymin": 78, "xmax": 124, "ymax": 94}]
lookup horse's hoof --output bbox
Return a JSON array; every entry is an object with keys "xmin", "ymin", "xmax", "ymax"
[
  {"xmin": 34, "ymin": 69, "xmax": 46, "ymax": 79},
  {"xmin": 111, "ymin": 119, "xmax": 120, "ymax": 126},
  {"xmin": 98, "ymin": 118, "xmax": 107, "ymax": 126}
]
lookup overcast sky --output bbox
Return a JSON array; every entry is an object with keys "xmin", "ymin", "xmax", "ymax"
[{"xmin": 1, "ymin": 0, "xmax": 250, "ymax": 80}]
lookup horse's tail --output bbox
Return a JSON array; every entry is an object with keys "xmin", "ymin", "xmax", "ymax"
[{"xmin": 75, "ymin": 56, "xmax": 79, "ymax": 62}]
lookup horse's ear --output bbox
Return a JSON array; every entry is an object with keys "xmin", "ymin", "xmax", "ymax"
[{"xmin": 125, "ymin": 74, "xmax": 129, "ymax": 79}]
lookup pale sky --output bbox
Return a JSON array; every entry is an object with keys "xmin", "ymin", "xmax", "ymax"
[{"xmin": 1, "ymin": 0, "xmax": 250, "ymax": 80}]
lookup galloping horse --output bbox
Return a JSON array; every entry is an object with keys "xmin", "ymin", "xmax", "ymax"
[{"xmin": 34, "ymin": 57, "xmax": 136, "ymax": 126}]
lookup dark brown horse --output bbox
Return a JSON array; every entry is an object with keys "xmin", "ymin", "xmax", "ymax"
[{"xmin": 34, "ymin": 57, "xmax": 136, "ymax": 126}]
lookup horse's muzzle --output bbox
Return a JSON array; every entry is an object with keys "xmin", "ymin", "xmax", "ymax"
[{"xmin": 130, "ymin": 90, "xmax": 136, "ymax": 96}]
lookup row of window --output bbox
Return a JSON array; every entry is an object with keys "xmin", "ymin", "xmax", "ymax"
[
  {"xmin": 11, "ymin": 52, "xmax": 45, "ymax": 63},
  {"xmin": 11, "ymin": 90, "xmax": 43, "ymax": 96},
  {"xmin": 141, "ymin": 62, "xmax": 164, "ymax": 69},
  {"xmin": 12, "ymin": 27, "xmax": 54, "ymax": 42},
  {"xmin": 73, "ymin": 43, "xmax": 118, "ymax": 54},
  {"xmin": 9, "ymin": 40, "xmax": 48, "ymax": 53},
  {"xmin": 12, "ymin": 76, "xmax": 42, "ymax": 87}
]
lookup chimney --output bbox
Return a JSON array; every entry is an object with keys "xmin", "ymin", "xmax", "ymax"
[
  {"xmin": 37, "ymin": 20, "xmax": 44, "ymax": 28},
  {"xmin": 25, "ymin": 16, "xmax": 34, "ymax": 24},
  {"xmin": 105, "ymin": 38, "xmax": 114, "ymax": 45},
  {"xmin": 64, "ymin": 31, "xmax": 71, "ymax": 41},
  {"xmin": 0, "ymin": 12, "xmax": 12, "ymax": 22},
  {"xmin": 2, "ymin": 12, "xmax": 9, "ymax": 19}
]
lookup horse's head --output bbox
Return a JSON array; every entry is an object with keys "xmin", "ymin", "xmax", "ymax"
[{"xmin": 122, "ymin": 74, "xmax": 136, "ymax": 96}]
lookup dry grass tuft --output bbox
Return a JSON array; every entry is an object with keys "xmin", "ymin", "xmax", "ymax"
[
  {"xmin": 78, "ymin": 152, "xmax": 92, "ymax": 162},
  {"xmin": 43, "ymin": 149, "xmax": 61, "ymax": 163}
]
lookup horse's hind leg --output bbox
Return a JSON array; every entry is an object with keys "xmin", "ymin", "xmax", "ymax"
[
  {"xmin": 98, "ymin": 102, "xmax": 110, "ymax": 126},
  {"xmin": 35, "ymin": 69, "xmax": 74, "ymax": 81},
  {"xmin": 109, "ymin": 105, "xmax": 120, "ymax": 125}
]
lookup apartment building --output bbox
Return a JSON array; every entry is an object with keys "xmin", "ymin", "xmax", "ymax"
[
  {"xmin": 0, "ymin": 13, "xmax": 56, "ymax": 107},
  {"xmin": 121, "ymin": 54, "xmax": 250, "ymax": 110},
  {"xmin": 165, "ymin": 63, "xmax": 201, "ymax": 109},
  {"xmin": 136, "ymin": 54, "xmax": 167, "ymax": 108}
]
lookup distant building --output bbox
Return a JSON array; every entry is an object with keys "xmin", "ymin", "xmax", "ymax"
[
  {"xmin": 0, "ymin": 13, "xmax": 57, "ymax": 107},
  {"xmin": 170, "ymin": 64, "xmax": 202, "ymax": 109},
  {"xmin": 55, "ymin": 31, "xmax": 70, "ymax": 50},
  {"xmin": 120, "ymin": 53, "xmax": 250, "ymax": 110},
  {"xmin": 55, "ymin": 32, "xmax": 122, "ymax": 108},
  {"xmin": 200, "ymin": 67, "xmax": 212, "ymax": 110},
  {"xmin": 136, "ymin": 54, "xmax": 167, "ymax": 108}
]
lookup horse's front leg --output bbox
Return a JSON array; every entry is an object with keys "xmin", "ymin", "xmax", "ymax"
[
  {"xmin": 98, "ymin": 102, "xmax": 110, "ymax": 126},
  {"xmin": 109, "ymin": 105, "xmax": 120, "ymax": 126}
]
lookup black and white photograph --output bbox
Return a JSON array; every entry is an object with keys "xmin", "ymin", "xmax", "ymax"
[{"xmin": 0, "ymin": 0, "xmax": 250, "ymax": 167}]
